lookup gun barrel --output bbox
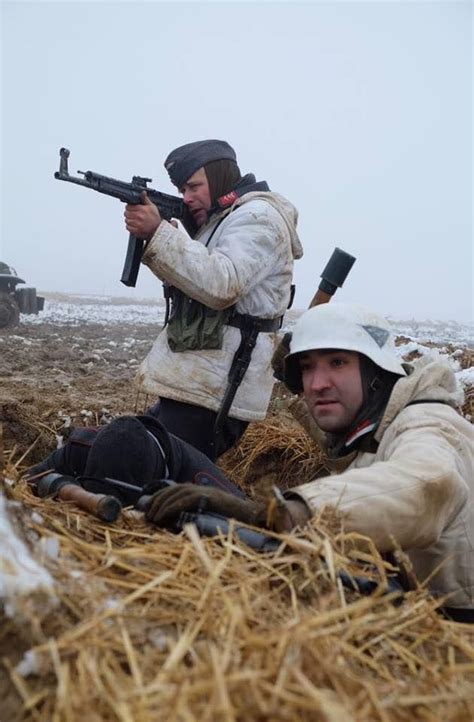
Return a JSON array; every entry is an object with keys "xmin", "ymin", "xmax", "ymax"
[
  {"xmin": 54, "ymin": 149, "xmax": 183, "ymax": 213},
  {"xmin": 79, "ymin": 475, "xmax": 144, "ymax": 506},
  {"xmin": 76, "ymin": 170, "xmax": 145, "ymax": 204},
  {"xmin": 179, "ymin": 512, "xmax": 280, "ymax": 552},
  {"xmin": 54, "ymin": 147, "xmax": 186, "ymax": 287},
  {"xmin": 79, "ymin": 475, "xmax": 174, "ymax": 507}
]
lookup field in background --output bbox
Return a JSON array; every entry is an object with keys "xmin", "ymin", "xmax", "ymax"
[{"xmin": 1, "ymin": 293, "xmax": 472, "ymax": 467}]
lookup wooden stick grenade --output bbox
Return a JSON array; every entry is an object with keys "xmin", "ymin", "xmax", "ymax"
[
  {"xmin": 308, "ymin": 247, "xmax": 356, "ymax": 309},
  {"xmin": 36, "ymin": 473, "xmax": 122, "ymax": 523}
]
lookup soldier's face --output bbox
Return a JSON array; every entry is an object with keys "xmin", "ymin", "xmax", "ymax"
[
  {"xmin": 300, "ymin": 349, "xmax": 363, "ymax": 433},
  {"xmin": 180, "ymin": 168, "xmax": 212, "ymax": 227}
]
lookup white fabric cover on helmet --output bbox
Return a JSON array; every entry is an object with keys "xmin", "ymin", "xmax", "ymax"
[{"xmin": 284, "ymin": 303, "xmax": 406, "ymax": 392}]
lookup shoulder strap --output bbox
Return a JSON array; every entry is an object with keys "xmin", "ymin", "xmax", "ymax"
[{"xmin": 205, "ymin": 215, "xmax": 226, "ymax": 247}]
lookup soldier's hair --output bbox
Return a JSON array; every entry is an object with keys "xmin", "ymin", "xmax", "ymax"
[{"xmin": 204, "ymin": 159, "xmax": 242, "ymax": 206}]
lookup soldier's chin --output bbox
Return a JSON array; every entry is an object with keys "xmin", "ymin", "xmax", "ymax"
[
  {"xmin": 313, "ymin": 409, "xmax": 344, "ymax": 432},
  {"xmin": 193, "ymin": 209, "xmax": 208, "ymax": 227},
  {"xmin": 316, "ymin": 419, "xmax": 339, "ymax": 432}
]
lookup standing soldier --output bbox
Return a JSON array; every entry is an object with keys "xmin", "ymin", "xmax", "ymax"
[{"xmin": 124, "ymin": 139, "xmax": 302, "ymax": 459}]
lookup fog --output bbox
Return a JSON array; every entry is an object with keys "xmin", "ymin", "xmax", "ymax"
[{"xmin": 2, "ymin": 0, "xmax": 472, "ymax": 322}]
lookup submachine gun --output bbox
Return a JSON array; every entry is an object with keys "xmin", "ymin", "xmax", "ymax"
[
  {"xmin": 34, "ymin": 473, "xmax": 402, "ymax": 597},
  {"xmin": 54, "ymin": 147, "xmax": 189, "ymax": 287},
  {"xmin": 35, "ymin": 473, "xmax": 277, "ymax": 552}
]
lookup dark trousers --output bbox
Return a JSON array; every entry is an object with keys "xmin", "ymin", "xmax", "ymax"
[{"xmin": 147, "ymin": 397, "xmax": 249, "ymax": 461}]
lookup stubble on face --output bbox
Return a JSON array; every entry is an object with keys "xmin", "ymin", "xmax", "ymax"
[{"xmin": 301, "ymin": 350, "xmax": 364, "ymax": 433}]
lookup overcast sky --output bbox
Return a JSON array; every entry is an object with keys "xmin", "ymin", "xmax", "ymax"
[{"xmin": 2, "ymin": 0, "xmax": 472, "ymax": 322}]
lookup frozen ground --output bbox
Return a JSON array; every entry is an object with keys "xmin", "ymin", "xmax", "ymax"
[{"xmin": 19, "ymin": 293, "xmax": 474, "ymax": 393}]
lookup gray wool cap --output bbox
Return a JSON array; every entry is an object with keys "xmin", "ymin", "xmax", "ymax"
[{"xmin": 164, "ymin": 139, "xmax": 237, "ymax": 188}]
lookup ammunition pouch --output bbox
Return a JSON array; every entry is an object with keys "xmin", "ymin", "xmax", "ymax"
[
  {"xmin": 164, "ymin": 285, "xmax": 282, "ymax": 443},
  {"xmin": 166, "ymin": 287, "xmax": 233, "ymax": 352},
  {"xmin": 165, "ymin": 286, "xmax": 282, "ymax": 353}
]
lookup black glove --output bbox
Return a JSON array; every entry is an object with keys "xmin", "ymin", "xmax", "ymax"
[{"xmin": 145, "ymin": 483, "xmax": 263, "ymax": 528}]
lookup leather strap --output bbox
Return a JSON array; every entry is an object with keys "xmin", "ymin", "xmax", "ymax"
[{"xmin": 227, "ymin": 312, "xmax": 282, "ymax": 333}]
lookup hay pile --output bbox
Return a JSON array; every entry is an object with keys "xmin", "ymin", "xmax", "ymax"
[
  {"xmin": 1, "ymin": 424, "xmax": 473, "ymax": 722},
  {"xmin": 220, "ymin": 412, "xmax": 329, "ymax": 502}
]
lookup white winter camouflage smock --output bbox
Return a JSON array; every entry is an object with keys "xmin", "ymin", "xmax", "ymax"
[
  {"xmin": 137, "ymin": 191, "xmax": 302, "ymax": 420},
  {"xmin": 291, "ymin": 357, "xmax": 474, "ymax": 610}
]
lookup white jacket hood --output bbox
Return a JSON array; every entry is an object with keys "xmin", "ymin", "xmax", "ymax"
[
  {"xmin": 376, "ymin": 356, "xmax": 464, "ymax": 441},
  {"xmin": 233, "ymin": 190, "xmax": 303, "ymax": 260}
]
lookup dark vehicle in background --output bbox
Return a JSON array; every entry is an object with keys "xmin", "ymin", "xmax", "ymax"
[{"xmin": 0, "ymin": 262, "xmax": 45, "ymax": 328}]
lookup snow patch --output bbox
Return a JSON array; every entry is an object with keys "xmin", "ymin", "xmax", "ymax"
[
  {"xmin": 0, "ymin": 494, "xmax": 55, "ymax": 613},
  {"xmin": 456, "ymin": 367, "xmax": 474, "ymax": 390},
  {"xmin": 15, "ymin": 649, "xmax": 40, "ymax": 677},
  {"xmin": 22, "ymin": 300, "xmax": 165, "ymax": 326}
]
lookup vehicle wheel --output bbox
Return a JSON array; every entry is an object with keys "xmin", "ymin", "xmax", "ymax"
[{"xmin": 0, "ymin": 292, "xmax": 20, "ymax": 328}]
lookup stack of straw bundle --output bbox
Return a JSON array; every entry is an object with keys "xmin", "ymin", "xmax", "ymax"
[{"xmin": 1, "ymin": 469, "xmax": 473, "ymax": 722}]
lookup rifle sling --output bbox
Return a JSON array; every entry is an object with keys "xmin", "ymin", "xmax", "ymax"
[{"xmin": 213, "ymin": 312, "xmax": 282, "ymax": 438}]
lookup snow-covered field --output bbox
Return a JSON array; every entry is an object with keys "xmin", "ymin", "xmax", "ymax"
[
  {"xmin": 25, "ymin": 295, "xmax": 474, "ymax": 343},
  {"xmin": 24, "ymin": 296, "xmax": 165, "ymax": 326}
]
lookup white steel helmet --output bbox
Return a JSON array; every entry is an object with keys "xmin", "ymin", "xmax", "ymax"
[{"xmin": 284, "ymin": 303, "xmax": 406, "ymax": 393}]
